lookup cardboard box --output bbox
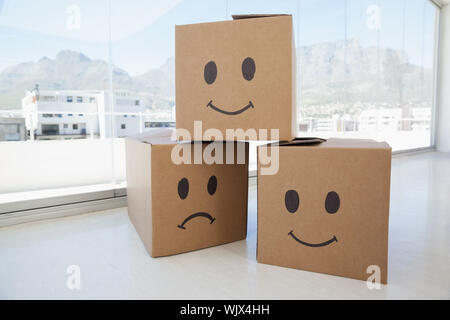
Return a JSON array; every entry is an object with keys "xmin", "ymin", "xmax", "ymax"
[
  {"xmin": 257, "ymin": 138, "xmax": 392, "ymax": 283},
  {"xmin": 125, "ymin": 130, "xmax": 249, "ymax": 257},
  {"xmin": 175, "ymin": 14, "xmax": 297, "ymax": 141}
]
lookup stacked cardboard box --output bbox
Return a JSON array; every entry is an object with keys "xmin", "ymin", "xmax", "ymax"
[
  {"xmin": 126, "ymin": 15, "xmax": 391, "ymax": 283},
  {"xmin": 257, "ymin": 138, "xmax": 391, "ymax": 283},
  {"xmin": 176, "ymin": 14, "xmax": 297, "ymax": 141},
  {"xmin": 126, "ymin": 131, "xmax": 249, "ymax": 257}
]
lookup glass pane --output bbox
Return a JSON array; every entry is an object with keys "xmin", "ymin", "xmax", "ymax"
[
  {"xmin": 109, "ymin": 0, "xmax": 228, "ymax": 138},
  {"xmin": 109, "ymin": 0, "xmax": 227, "ymax": 183},
  {"xmin": 0, "ymin": 0, "xmax": 440, "ymax": 199},
  {"xmin": 0, "ymin": 0, "xmax": 112, "ymax": 141},
  {"xmin": 297, "ymin": 0, "xmax": 437, "ymax": 151},
  {"xmin": 0, "ymin": 0, "xmax": 117, "ymax": 197}
]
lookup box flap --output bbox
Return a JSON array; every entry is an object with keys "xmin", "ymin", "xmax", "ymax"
[
  {"xmin": 279, "ymin": 137, "xmax": 326, "ymax": 146},
  {"xmin": 264, "ymin": 137, "xmax": 326, "ymax": 147},
  {"xmin": 126, "ymin": 130, "xmax": 250, "ymax": 147},
  {"xmin": 263, "ymin": 137, "xmax": 391, "ymax": 150},
  {"xmin": 232, "ymin": 14, "xmax": 291, "ymax": 20},
  {"xmin": 318, "ymin": 138, "xmax": 391, "ymax": 150},
  {"xmin": 126, "ymin": 128, "xmax": 175, "ymax": 145}
]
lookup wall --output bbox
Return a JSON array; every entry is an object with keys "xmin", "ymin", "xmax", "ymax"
[
  {"xmin": 0, "ymin": 137, "xmax": 260, "ymax": 194},
  {"xmin": 0, "ymin": 139, "xmax": 125, "ymax": 194},
  {"xmin": 437, "ymin": 4, "xmax": 450, "ymax": 151}
]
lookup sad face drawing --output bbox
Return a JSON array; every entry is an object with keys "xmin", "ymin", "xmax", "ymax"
[{"xmin": 176, "ymin": 175, "xmax": 218, "ymax": 230}]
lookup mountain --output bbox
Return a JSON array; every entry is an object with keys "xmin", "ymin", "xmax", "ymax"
[
  {"xmin": 0, "ymin": 50, "xmax": 174, "ymax": 109},
  {"xmin": 133, "ymin": 57, "xmax": 175, "ymax": 98},
  {"xmin": 0, "ymin": 51, "xmax": 130, "ymax": 108},
  {"xmin": 0, "ymin": 41, "xmax": 432, "ymax": 112},
  {"xmin": 297, "ymin": 39, "xmax": 433, "ymax": 107}
]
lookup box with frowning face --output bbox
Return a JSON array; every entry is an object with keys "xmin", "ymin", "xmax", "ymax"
[
  {"xmin": 175, "ymin": 14, "xmax": 297, "ymax": 141},
  {"xmin": 257, "ymin": 138, "xmax": 392, "ymax": 283},
  {"xmin": 125, "ymin": 130, "xmax": 249, "ymax": 257}
]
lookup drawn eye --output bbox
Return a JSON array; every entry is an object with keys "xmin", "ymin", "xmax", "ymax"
[
  {"xmin": 285, "ymin": 190, "xmax": 299, "ymax": 213},
  {"xmin": 204, "ymin": 61, "xmax": 217, "ymax": 84},
  {"xmin": 242, "ymin": 57, "xmax": 256, "ymax": 81},
  {"xmin": 325, "ymin": 191, "xmax": 340, "ymax": 214},
  {"xmin": 178, "ymin": 178, "xmax": 189, "ymax": 199},
  {"xmin": 207, "ymin": 175, "xmax": 217, "ymax": 195}
]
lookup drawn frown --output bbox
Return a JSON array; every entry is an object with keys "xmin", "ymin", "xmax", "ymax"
[{"xmin": 177, "ymin": 175, "xmax": 218, "ymax": 230}]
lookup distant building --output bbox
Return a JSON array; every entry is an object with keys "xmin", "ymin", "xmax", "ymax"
[
  {"xmin": 313, "ymin": 118, "xmax": 337, "ymax": 132},
  {"xmin": 0, "ymin": 116, "xmax": 26, "ymax": 141},
  {"xmin": 22, "ymin": 90, "xmax": 147, "ymax": 140},
  {"xmin": 144, "ymin": 121, "xmax": 175, "ymax": 128},
  {"xmin": 411, "ymin": 107, "xmax": 431, "ymax": 131},
  {"xmin": 359, "ymin": 108, "xmax": 402, "ymax": 132}
]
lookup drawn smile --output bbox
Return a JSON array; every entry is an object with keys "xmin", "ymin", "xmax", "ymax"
[
  {"xmin": 177, "ymin": 212, "xmax": 216, "ymax": 230},
  {"xmin": 207, "ymin": 100, "xmax": 254, "ymax": 115},
  {"xmin": 288, "ymin": 230, "xmax": 337, "ymax": 248}
]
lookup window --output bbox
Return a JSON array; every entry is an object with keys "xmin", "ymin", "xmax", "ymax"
[
  {"xmin": 107, "ymin": 0, "xmax": 438, "ymax": 153},
  {"xmin": 0, "ymin": 0, "xmax": 440, "ymax": 212},
  {"xmin": 292, "ymin": 0, "xmax": 438, "ymax": 151},
  {"xmin": 41, "ymin": 96, "xmax": 56, "ymax": 102},
  {"xmin": 41, "ymin": 124, "xmax": 59, "ymax": 135},
  {"xmin": 0, "ymin": 120, "xmax": 24, "ymax": 141},
  {"xmin": 116, "ymin": 98, "xmax": 138, "ymax": 106}
]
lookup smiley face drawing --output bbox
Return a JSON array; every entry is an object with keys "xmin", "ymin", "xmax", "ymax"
[
  {"xmin": 285, "ymin": 189, "xmax": 340, "ymax": 247},
  {"xmin": 257, "ymin": 139, "xmax": 391, "ymax": 283},
  {"xmin": 175, "ymin": 15, "xmax": 296, "ymax": 140},
  {"xmin": 204, "ymin": 57, "xmax": 256, "ymax": 116}
]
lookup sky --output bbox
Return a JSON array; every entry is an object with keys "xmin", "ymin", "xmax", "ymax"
[{"xmin": 0, "ymin": 0, "xmax": 438, "ymax": 75}]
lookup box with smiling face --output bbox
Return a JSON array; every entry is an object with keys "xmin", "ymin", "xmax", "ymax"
[
  {"xmin": 175, "ymin": 15, "xmax": 297, "ymax": 141},
  {"xmin": 125, "ymin": 131, "xmax": 249, "ymax": 257},
  {"xmin": 257, "ymin": 138, "xmax": 392, "ymax": 283}
]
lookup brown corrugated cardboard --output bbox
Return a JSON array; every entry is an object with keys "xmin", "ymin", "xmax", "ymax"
[
  {"xmin": 257, "ymin": 138, "xmax": 392, "ymax": 283},
  {"xmin": 125, "ymin": 130, "xmax": 249, "ymax": 257},
  {"xmin": 175, "ymin": 15, "xmax": 297, "ymax": 141}
]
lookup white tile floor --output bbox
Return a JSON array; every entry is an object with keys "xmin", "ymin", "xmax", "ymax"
[{"xmin": 1, "ymin": 151, "xmax": 449, "ymax": 299}]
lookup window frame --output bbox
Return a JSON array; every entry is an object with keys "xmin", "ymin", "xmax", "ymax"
[
  {"xmin": 0, "ymin": 0, "xmax": 442, "ymax": 225},
  {"xmin": 429, "ymin": 0, "xmax": 441, "ymax": 150}
]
